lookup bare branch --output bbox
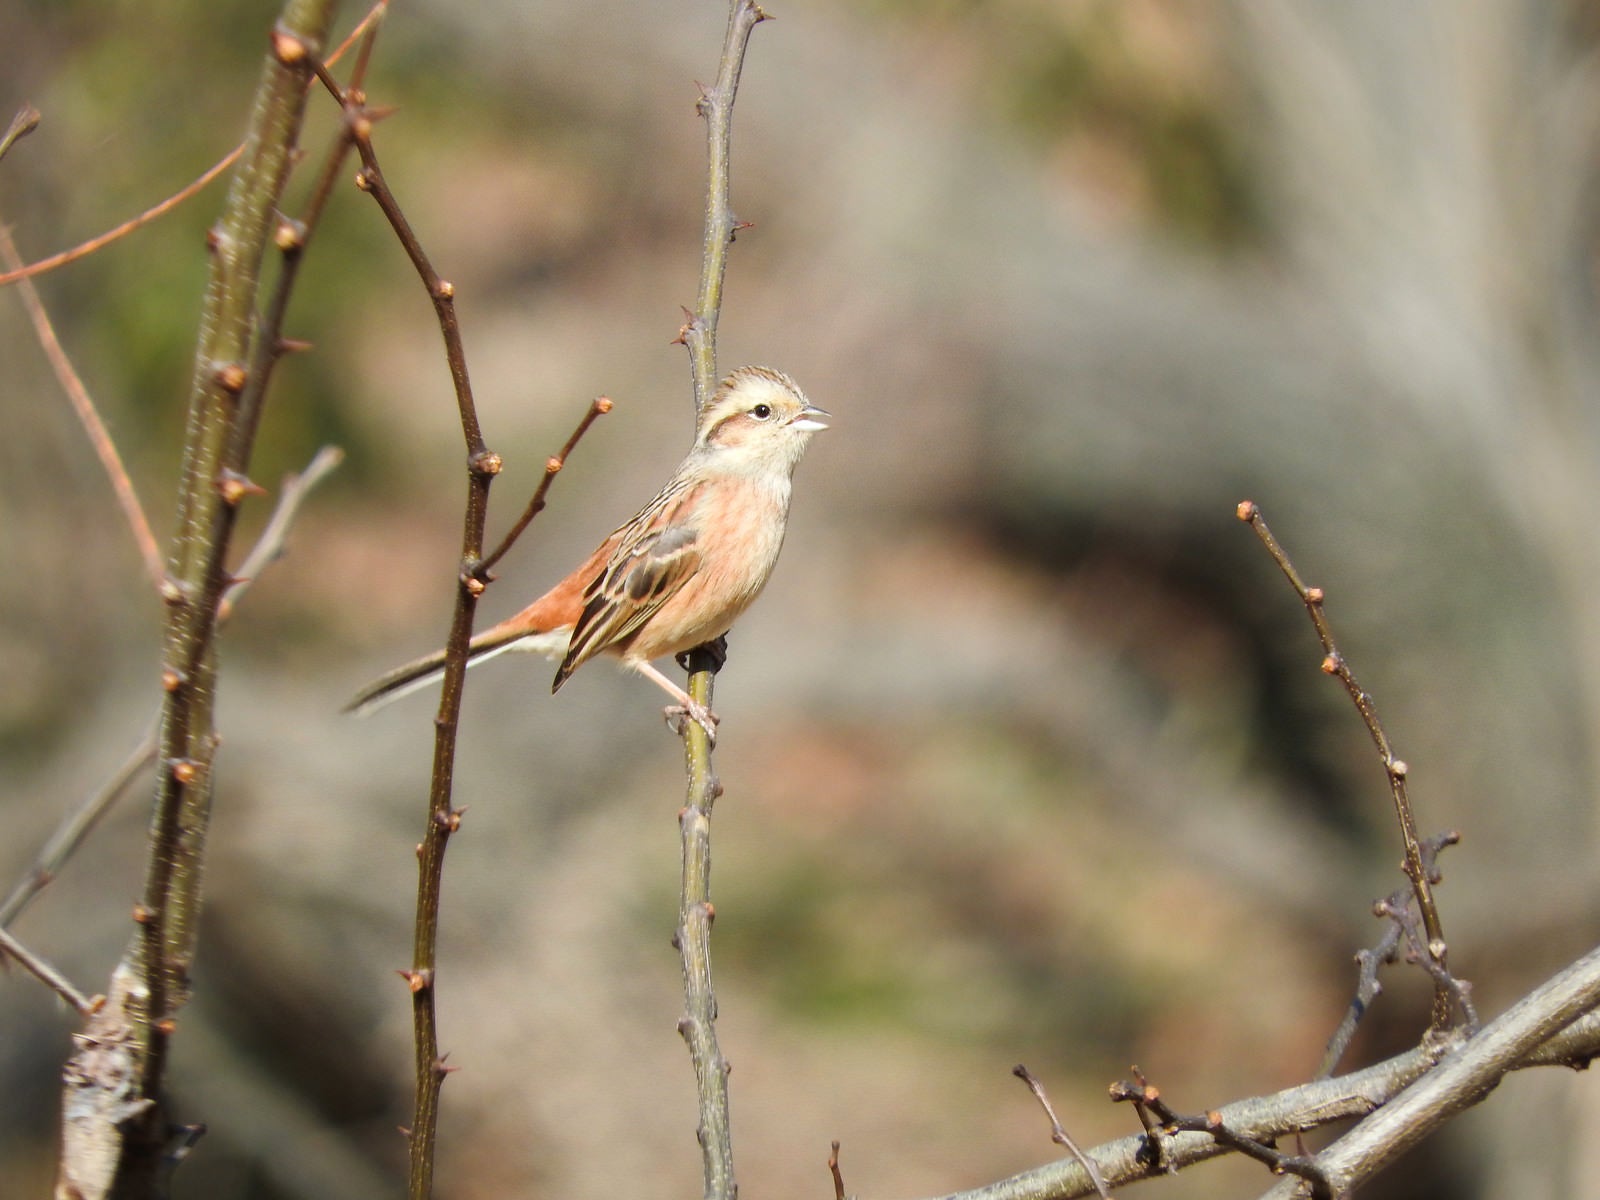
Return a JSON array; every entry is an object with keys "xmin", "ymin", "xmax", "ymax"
[
  {"xmin": 0, "ymin": 925, "xmax": 100, "ymax": 1015},
  {"xmin": 1317, "ymin": 832, "xmax": 1465, "ymax": 1078},
  {"xmin": 1238, "ymin": 500, "xmax": 1455, "ymax": 1028},
  {"xmin": 0, "ymin": 223, "xmax": 165, "ymax": 591},
  {"xmin": 1016, "ymin": 1064, "xmax": 1111, "ymax": 1198},
  {"xmin": 1258, "ymin": 945, "xmax": 1600, "ymax": 1198},
  {"xmin": 913, "ymin": 962, "xmax": 1600, "ymax": 1200},
  {"xmin": 222, "ymin": 444, "xmax": 345, "ymax": 618},
  {"xmin": 56, "ymin": 4, "xmax": 341, "ymax": 1193},
  {"xmin": 0, "ymin": 728, "xmax": 157, "ymax": 929},
  {"xmin": 355, "ymin": 148, "xmax": 481, "ymax": 1200},
  {"xmin": 480, "ymin": 395, "xmax": 613, "ymax": 577},
  {"xmin": 671, "ymin": 6, "xmax": 771, "ymax": 1198},
  {"xmin": 0, "ymin": 3, "xmax": 390, "ymax": 288},
  {"xmin": 681, "ymin": 0, "xmax": 771, "ymax": 413}
]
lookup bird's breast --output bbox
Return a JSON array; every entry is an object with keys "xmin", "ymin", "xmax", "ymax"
[{"xmin": 619, "ymin": 476, "xmax": 791, "ymax": 662}]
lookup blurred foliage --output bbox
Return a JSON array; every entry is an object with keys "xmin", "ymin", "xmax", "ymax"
[{"xmin": 857, "ymin": 0, "xmax": 1260, "ymax": 247}]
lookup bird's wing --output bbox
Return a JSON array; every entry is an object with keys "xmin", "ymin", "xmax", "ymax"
[{"xmin": 552, "ymin": 478, "xmax": 706, "ymax": 689}]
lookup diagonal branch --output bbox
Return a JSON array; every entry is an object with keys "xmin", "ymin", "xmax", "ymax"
[
  {"xmin": 1238, "ymin": 500, "xmax": 1455, "ymax": 1028},
  {"xmin": 0, "ymin": 222, "xmax": 166, "ymax": 591},
  {"xmin": 912, "ymin": 964, "xmax": 1600, "ymax": 1200},
  {"xmin": 1257, "ymin": 946, "xmax": 1600, "ymax": 1199},
  {"xmin": 0, "ymin": 2, "xmax": 390, "ymax": 289}
]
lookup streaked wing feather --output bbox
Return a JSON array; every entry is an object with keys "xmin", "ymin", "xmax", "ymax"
[{"xmin": 552, "ymin": 479, "xmax": 707, "ymax": 689}]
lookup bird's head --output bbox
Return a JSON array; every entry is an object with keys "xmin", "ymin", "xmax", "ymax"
[{"xmin": 695, "ymin": 366, "xmax": 829, "ymax": 475}]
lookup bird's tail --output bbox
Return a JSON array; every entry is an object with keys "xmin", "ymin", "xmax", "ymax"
[{"xmin": 345, "ymin": 625, "xmax": 565, "ymax": 716}]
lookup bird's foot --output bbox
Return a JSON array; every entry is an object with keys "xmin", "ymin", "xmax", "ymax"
[
  {"xmin": 665, "ymin": 700, "xmax": 720, "ymax": 745},
  {"xmin": 675, "ymin": 635, "xmax": 729, "ymax": 676}
]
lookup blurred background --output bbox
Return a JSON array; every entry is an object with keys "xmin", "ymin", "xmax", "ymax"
[{"xmin": 3, "ymin": 1, "xmax": 1600, "ymax": 1196}]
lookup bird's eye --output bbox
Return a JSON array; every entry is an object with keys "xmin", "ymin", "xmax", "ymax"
[{"xmin": 750, "ymin": 403, "xmax": 773, "ymax": 420}]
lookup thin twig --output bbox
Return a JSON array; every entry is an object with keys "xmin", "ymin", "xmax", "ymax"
[
  {"xmin": 1, "ymin": 443, "xmax": 340, "ymax": 932},
  {"xmin": 479, "ymin": 396, "xmax": 613, "ymax": 577},
  {"xmin": 1316, "ymin": 832, "xmax": 1464, "ymax": 1078},
  {"xmin": 0, "ymin": 3, "xmax": 388, "ymax": 288},
  {"xmin": 1238, "ymin": 501, "xmax": 1454, "ymax": 1029},
  {"xmin": 1316, "ymin": 937, "xmax": 1399, "ymax": 1081},
  {"xmin": 0, "ymin": 150, "xmax": 239, "ymax": 288},
  {"xmin": 681, "ymin": 0, "xmax": 770, "ymax": 414},
  {"xmin": 339, "ymin": 56, "xmax": 599, "ymax": 1187},
  {"xmin": 1014, "ymin": 1064, "xmax": 1112, "ymax": 1198},
  {"xmin": 0, "ymin": 727, "xmax": 157, "ymax": 928},
  {"xmin": 1111, "ymin": 1074, "xmax": 1333, "ymax": 1197},
  {"xmin": 0, "ymin": 222, "xmax": 165, "ymax": 591},
  {"xmin": 828, "ymin": 1140, "xmax": 847, "ymax": 1200},
  {"xmin": 1119, "ymin": 1068, "xmax": 1172, "ymax": 1176},
  {"xmin": 0, "ymin": 925, "xmax": 99, "ymax": 1015},
  {"xmin": 0, "ymin": 105, "xmax": 40, "ymax": 164},
  {"xmin": 222, "ymin": 444, "xmax": 346, "ymax": 618}
]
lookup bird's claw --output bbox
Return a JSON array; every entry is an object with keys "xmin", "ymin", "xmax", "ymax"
[
  {"xmin": 676, "ymin": 635, "xmax": 729, "ymax": 675},
  {"xmin": 665, "ymin": 702, "xmax": 720, "ymax": 745}
]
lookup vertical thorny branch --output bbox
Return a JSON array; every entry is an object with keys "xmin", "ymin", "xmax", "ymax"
[
  {"xmin": 322, "ymin": 37, "xmax": 608, "ymax": 1197},
  {"xmin": 56, "ymin": 4, "xmax": 340, "ymax": 1197},
  {"xmin": 342, "ymin": 107, "xmax": 495, "ymax": 1200},
  {"xmin": 674, "ymin": 4, "xmax": 769, "ymax": 1200},
  {"xmin": 681, "ymin": 1, "xmax": 769, "ymax": 415}
]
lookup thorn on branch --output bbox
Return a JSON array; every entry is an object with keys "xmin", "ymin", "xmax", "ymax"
[
  {"xmin": 215, "ymin": 468, "xmax": 266, "ymax": 507},
  {"xmin": 672, "ymin": 307, "xmax": 697, "ymax": 345},
  {"xmin": 274, "ymin": 218, "xmax": 306, "ymax": 252},
  {"xmin": 213, "ymin": 362, "xmax": 249, "ymax": 395},
  {"xmin": 269, "ymin": 27, "xmax": 312, "ymax": 66},
  {"xmin": 397, "ymin": 968, "xmax": 432, "ymax": 994}
]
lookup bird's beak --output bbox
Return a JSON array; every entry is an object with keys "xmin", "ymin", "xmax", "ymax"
[{"xmin": 791, "ymin": 405, "xmax": 830, "ymax": 432}]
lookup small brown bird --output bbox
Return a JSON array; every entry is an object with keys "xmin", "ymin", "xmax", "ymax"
[{"xmin": 348, "ymin": 366, "xmax": 827, "ymax": 738}]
